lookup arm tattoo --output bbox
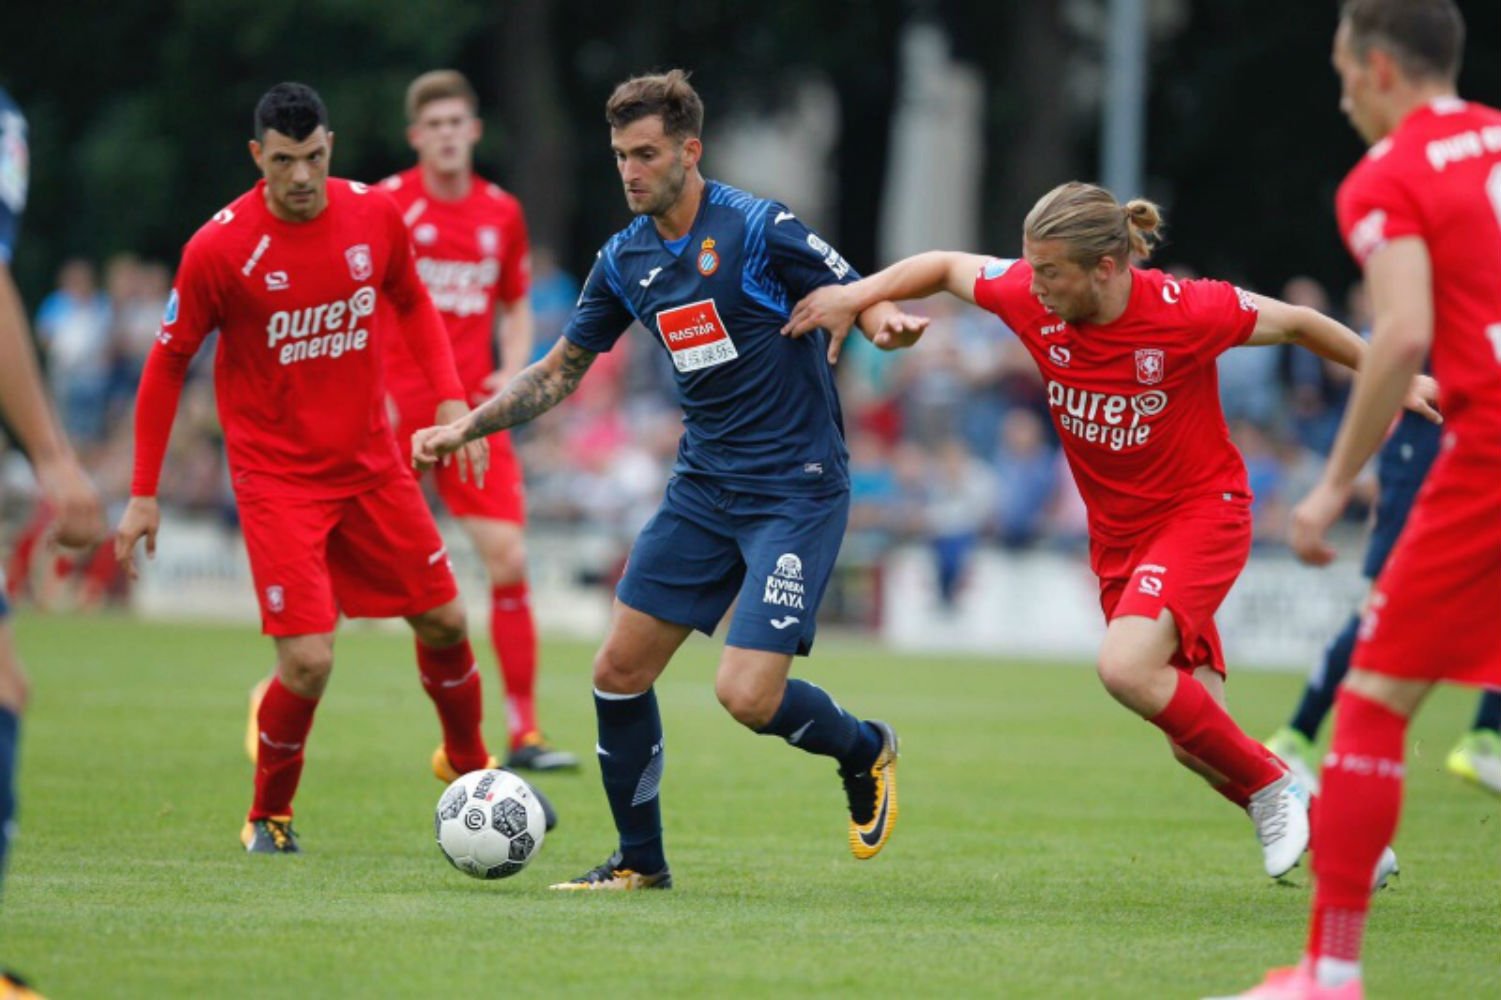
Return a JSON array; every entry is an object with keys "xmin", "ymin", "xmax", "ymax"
[{"xmin": 465, "ymin": 341, "xmax": 597, "ymax": 440}]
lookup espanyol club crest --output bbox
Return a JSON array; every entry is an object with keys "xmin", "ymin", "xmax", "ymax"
[
  {"xmin": 1135, "ymin": 348, "xmax": 1165, "ymax": 385},
  {"xmin": 345, "ymin": 244, "xmax": 373, "ymax": 281},
  {"xmin": 697, "ymin": 237, "xmax": 719, "ymax": 276},
  {"xmin": 477, "ymin": 226, "xmax": 500, "ymax": 256}
]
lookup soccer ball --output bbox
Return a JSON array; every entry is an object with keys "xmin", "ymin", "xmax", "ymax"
[{"xmin": 435, "ymin": 768, "xmax": 547, "ymax": 879}]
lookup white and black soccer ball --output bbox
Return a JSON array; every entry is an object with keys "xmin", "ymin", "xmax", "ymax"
[{"xmin": 435, "ymin": 768, "xmax": 546, "ymax": 879}]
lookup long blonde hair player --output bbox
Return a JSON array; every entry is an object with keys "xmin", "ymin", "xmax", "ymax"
[{"xmin": 782, "ymin": 180, "xmax": 1438, "ymax": 883}]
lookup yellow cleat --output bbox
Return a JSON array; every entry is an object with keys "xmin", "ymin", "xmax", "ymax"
[
  {"xmin": 549, "ymin": 852, "xmax": 672, "ymax": 890},
  {"xmin": 241, "ymin": 815, "xmax": 300, "ymax": 854},
  {"xmin": 1445, "ymin": 731, "xmax": 1501, "ymax": 796},
  {"xmin": 245, "ymin": 676, "xmax": 271, "ymax": 763},
  {"xmin": 842, "ymin": 720, "xmax": 899, "ymax": 860},
  {"xmin": 0, "ymin": 969, "xmax": 45, "ymax": 1000},
  {"xmin": 431, "ymin": 746, "xmax": 499, "ymax": 784}
]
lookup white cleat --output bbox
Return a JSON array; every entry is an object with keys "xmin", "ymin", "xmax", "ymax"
[
  {"xmin": 1247, "ymin": 773, "xmax": 1311, "ymax": 878},
  {"xmin": 1371, "ymin": 845, "xmax": 1399, "ymax": 892}
]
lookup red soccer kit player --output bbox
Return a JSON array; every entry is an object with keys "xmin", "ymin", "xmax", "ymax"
[
  {"xmin": 116, "ymin": 84, "xmax": 495, "ymax": 854},
  {"xmin": 1232, "ymin": 4, "xmax": 1501, "ymax": 992},
  {"xmin": 781, "ymin": 180, "xmax": 1440, "ymax": 881},
  {"xmin": 377, "ymin": 70, "xmax": 576, "ymax": 771}
]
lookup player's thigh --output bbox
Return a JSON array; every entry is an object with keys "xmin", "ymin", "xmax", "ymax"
[
  {"xmin": 458, "ymin": 516, "xmax": 527, "ymax": 585},
  {"xmin": 595, "ymin": 598, "xmax": 694, "ymax": 693},
  {"xmin": 616, "ymin": 477, "xmax": 743, "ymax": 637},
  {"xmin": 1099, "ymin": 610, "xmax": 1181, "ymax": 680},
  {"xmin": 328, "ymin": 475, "xmax": 459, "ymax": 621},
  {"xmin": 238, "ymin": 491, "xmax": 342, "ymax": 637},
  {"xmin": 724, "ymin": 490, "xmax": 850, "ymax": 657},
  {"xmin": 1105, "ymin": 505, "xmax": 1250, "ymax": 675}
]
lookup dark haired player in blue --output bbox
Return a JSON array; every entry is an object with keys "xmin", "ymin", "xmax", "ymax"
[
  {"xmin": 1266, "ymin": 398, "xmax": 1501, "ymax": 796},
  {"xmin": 1, "ymin": 86, "xmax": 106, "ymax": 993},
  {"xmin": 413, "ymin": 69, "xmax": 928, "ymax": 889}
]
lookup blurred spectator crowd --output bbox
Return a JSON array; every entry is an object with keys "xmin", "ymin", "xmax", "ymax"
[{"xmin": 2, "ymin": 251, "xmax": 1379, "ymax": 616}]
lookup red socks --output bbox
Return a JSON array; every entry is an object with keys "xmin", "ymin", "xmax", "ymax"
[
  {"xmin": 1150, "ymin": 672, "xmax": 1284, "ymax": 795},
  {"xmin": 417, "ymin": 639, "xmax": 490, "ymax": 773},
  {"xmin": 490, "ymin": 583, "xmax": 539, "ymax": 750},
  {"xmin": 249, "ymin": 677, "xmax": 319, "ymax": 820},
  {"xmin": 1307, "ymin": 688, "xmax": 1407, "ymax": 962}
]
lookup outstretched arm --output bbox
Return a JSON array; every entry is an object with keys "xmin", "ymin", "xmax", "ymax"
[
  {"xmin": 781, "ymin": 251, "xmax": 990, "ymax": 357},
  {"xmin": 1242, "ymin": 291, "xmax": 1440, "ymax": 424},
  {"xmin": 411, "ymin": 336, "xmax": 597, "ymax": 470}
]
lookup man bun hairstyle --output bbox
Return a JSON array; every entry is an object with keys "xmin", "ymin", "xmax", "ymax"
[
  {"xmin": 254, "ymin": 82, "xmax": 329, "ymax": 142},
  {"xmin": 1024, "ymin": 181, "xmax": 1163, "ymax": 266},
  {"xmin": 1340, "ymin": 0, "xmax": 1464, "ymax": 83},
  {"xmin": 405, "ymin": 69, "xmax": 479, "ymax": 123},
  {"xmin": 605, "ymin": 69, "xmax": 704, "ymax": 140}
]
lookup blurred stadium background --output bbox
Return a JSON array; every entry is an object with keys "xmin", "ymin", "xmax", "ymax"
[{"xmin": 3, "ymin": 0, "xmax": 1500, "ymax": 666}]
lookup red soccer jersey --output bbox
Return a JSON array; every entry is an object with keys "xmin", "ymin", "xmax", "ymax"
[
  {"xmin": 379, "ymin": 168, "xmax": 531, "ymax": 407},
  {"xmin": 136, "ymin": 178, "xmax": 463, "ymax": 498},
  {"xmin": 1336, "ymin": 98, "xmax": 1501, "ymax": 437},
  {"xmin": 973, "ymin": 260, "xmax": 1258, "ymax": 544}
]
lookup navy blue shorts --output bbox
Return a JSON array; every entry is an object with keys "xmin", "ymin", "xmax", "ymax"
[
  {"xmin": 617, "ymin": 476, "xmax": 850, "ymax": 656},
  {"xmin": 1364, "ymin": 414, "xmax": 1441, "ymax": 578}
]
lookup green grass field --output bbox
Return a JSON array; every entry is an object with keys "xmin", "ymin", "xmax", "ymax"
[{"xmin": 1, "ymin": 615, "xmax": 1496, "ymax": 998}]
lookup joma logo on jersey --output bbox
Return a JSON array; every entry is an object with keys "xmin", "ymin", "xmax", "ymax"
[{"xmin": 265, "ymin": 285, "xmax": 378, "ymax": 366}]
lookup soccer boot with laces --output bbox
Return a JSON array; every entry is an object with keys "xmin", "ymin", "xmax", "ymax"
[
  {"xmin": 1444, "ymin": 729, "xmax": 1501, "ymax": 795},
  {"xmin": 241, "ymin": 816, "xmax": 300, "ymax": 854},
  {"xmin": 841, "ymin": 719, "xmax": 899, "ymax": 860},
  {"xmin": 549, "ymin": 851, "xmax": 672, "ymax": 891},
  {"xmin": 505, "ymin": 733, "xmax": 581, "ymax": 772},
  {"xmin": 244, "ymin": 676, "xmax": 272, "ymax": 763},
  {"xmin": 1264, "ymin": 726, "xmax": 1320, "ymax": 795},
  {"xmin": 1247, "ymin": 772, "xmax": 1310, "ymax": 878},
  {"xmin": 431, "ymin": 746, "xmax": 558, "ymax": 832}
]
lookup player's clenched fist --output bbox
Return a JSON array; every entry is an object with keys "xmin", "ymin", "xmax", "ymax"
[{"xmin": 411, "ymin": 421, "xmax": 468, "ymax": 474}]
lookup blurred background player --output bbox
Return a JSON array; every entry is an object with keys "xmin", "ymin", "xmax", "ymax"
[
  {"xmin": 784, "ymin": 182, "xmax": 1437, "ymax": 881},
  {"xmin": 1264, "ymin": 399, "xmax": 1501, "ymax": 797},
  {"xmin": 1228, "ymin": 2, "xmax": 1501, "ymax": 996},
  {"xmin": 379, "ymin": 70, "xmax": 576, "ymax": 773},
  {"xmin": 413, "ymin": 70, "xmax": 922, "ymax": 889},
  {"xmin": 0, "ymin": 84, "xmax": 106, "ymax": 997},
  {"xmin": 114, "ymin": 82, "xmax": 517, "ymax": 855}
]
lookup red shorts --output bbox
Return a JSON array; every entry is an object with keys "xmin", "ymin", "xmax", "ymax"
[
  {"xmin": 1090, "ymin": 497, "xmax": 1253, "ymax": 676},
  {"xmin": 238, "ymin": 474, "xmax": 459, "ymax": 636},
  {"xmin": 393, "ymin": 399, "xmax": 526, "ymax": 523},
  {"xmin": 1353, "ymin": 440, "xmax": 1501, "ymax": 687}
]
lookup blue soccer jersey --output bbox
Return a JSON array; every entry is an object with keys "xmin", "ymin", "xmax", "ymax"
[
  {"xmin": 564, "ymin": 180, "xmax": 858, "ymax": 497},
  {"xmin": 0, "ymin": 89, "xmax": 28, "ymax": 265}
]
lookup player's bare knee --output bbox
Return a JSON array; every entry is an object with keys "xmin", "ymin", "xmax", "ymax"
[
  {"xmin": 278, "ymin": 649, "xmax": 333, "ymax": 697},
  {"xmin": 485, "ymin": 545, "xmax": 528, "ymax": 588},
  {"xmin": 714, "ymin": 672, "xmax": 777, "ymax": 729},
  {"xmin": 410, "ymin": 602, "xmax": 468, "ymax": 649},
  {"xmin": 592, "ymin": 644, "xmax": 652, "ymax": 694}
]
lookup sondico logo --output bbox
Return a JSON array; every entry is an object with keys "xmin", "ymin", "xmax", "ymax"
[
  {"xmin": 266, "ymin": 285, "xmax": 377, "ymax": 366},
  {"xmin": 1047, "ymin": 379, "xmax": 1167, "ymax": 452}
]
